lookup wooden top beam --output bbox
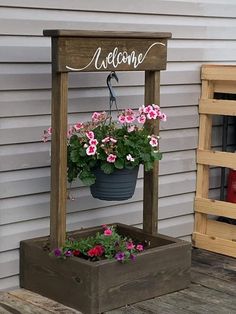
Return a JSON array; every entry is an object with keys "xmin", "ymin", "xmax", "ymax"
[{"xmin": 43, "ymin": 29, "xmax": 172, "ymax": 39}]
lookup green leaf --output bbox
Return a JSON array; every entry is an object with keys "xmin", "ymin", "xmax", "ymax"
[
  {"xmin": 101, "ymin": 162, "xmax": 114, "ymax": 174},
  {"xmin": 70, "ymin": 149, "xmax": 79, "ymax": 162},
  {"xmin": 81, "ymin": 175, "xmax": 96, "ymax": 186},
  {"xmin": 114, "ymin": 159, "xmax": 124, "ymax": 169}
]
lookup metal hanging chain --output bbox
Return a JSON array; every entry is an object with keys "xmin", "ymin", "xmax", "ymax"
[{"xmin": 106, "ymin": 71, "xmax": 119, "ymax": 119}]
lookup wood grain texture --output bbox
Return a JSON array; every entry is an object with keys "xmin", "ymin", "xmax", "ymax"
[
  {"xmin": 199, "ymin": 98, "xmax": 236, "ymax": 116},
  {"xmin": 195, "ymin": 197, "xmax": 236, "ymax": 219},
  {"xmin": 143, "ymin": 71, "xmax": 160, "ymax": 235},
  {"xmin": 20, "ymin": 224, "xmax": 191, "ymax": 314},
  {"xmin": 197, "ymin": 149, "xmax": 236, "ymax": 169},
  {"xmin": 44, "ymin": 29, "xmax": 172, "ymax": 39},
  {"xmin": 50, "ymin": 38, "xmax": 68, "ymax": 248},
  {"xmin": 5, "ymin": 249, "xmax": 236, "ymax": 314},
  {"xmin": 201, "ymin": 64, "xmax": 236, "ymax": 81},
  {"xmin": 54, "ymin": 37, "xmax": 168, "ymax": 72}
]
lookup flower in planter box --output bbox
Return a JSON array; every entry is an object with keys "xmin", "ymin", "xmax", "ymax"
[
  {"xmin": 43, "ymin": 104, "xmax": 166, "ymax": 186},
  {"xmin": 51, "ymin": 225, "xmax": 146, "ymax": 263}
]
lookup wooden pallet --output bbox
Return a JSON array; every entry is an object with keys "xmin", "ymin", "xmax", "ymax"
[{"xmin": 193, "ymin": 64, "xmax": 236, "ymax": 258}]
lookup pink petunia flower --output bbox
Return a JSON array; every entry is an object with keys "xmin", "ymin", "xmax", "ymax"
[
  {"xmin": 138, "ymin": 105, "xmax": 145, "ymax": 114},
  {"xmin": 107, "ymin": 154, "xmax": 117, "ymax": 163},
  {"xmin": 149, "ymin": 136, "xmax": 159, "ymax": 147},
  {"xmin": 67, "ymin": 127, "xmax": 74, "ymax": 138},
  {"xmin": 74, "ymin": 122, "xmax": 83, "ymax": 131},
  {"xmin": 86, "ymin": 145, "xmax": 97, "ymax": 156},
  {"xmin": 126, "ymin": 242, "xmax": 135, "ymax": 250},
  {"xmin": 160, "ymin": 113, "xmax": 167, "ymax": 121},
  {"xmin": 137, "ymin": 115, "xmax": 146, "ymax": 124},
  {"xmin": 89, "ymin": 139, "xmax": 98, "ymax": 146},
  {"xmin": 92, "ymin": 112, "xmax": 101, "ymax": 122},
  {"xmin": 104, "ymin": 228, "xmax": 113, "ymax": 236},
  {"xmin": 152, "ymin": 104, "xmax": 160, "ymax": 110},
  {"xmin": 143, "ymin": 105, "xmax": 153, "ymax": 114},
  {"xmin": 147, "ymin": 109, "xmax": 158, "ymax": 120},
  {"xmin": 118, "ymin": 115, "xmax": 126, "ymax": 124},
  {"xmin": 136, "ymin": 244, "xmax": 144, "ymax": 251},
  {"xmin": 125, "ymin": 115, "xmax": 135, "ymax": 124},
  {"xmin": 47, "ymin": 127, "xmax": 52, "ymax": 135},
  {"xmin": 86, "ymin": 131, "xmax": 94, "ymax": 140}
]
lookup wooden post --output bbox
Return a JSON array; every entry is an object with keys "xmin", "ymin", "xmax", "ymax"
[
  {"xmin": 143, "ymin": 71, "xmax": 160, "ymax": 234},
  {"xmin": 50, "ymin": 38, "xmax": 68, "ymax": 248}
]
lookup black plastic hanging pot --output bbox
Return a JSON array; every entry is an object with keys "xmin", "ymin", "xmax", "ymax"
[{"xmin": 90, "ymin": 167, "xmax": 139, "ymax": 201}]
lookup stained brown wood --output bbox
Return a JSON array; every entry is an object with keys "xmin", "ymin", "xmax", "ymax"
[
  {"xmin": 20, "ymin": 223, "xmax": 191, "ymax": 314},
  {"xmin": 8, "ymin": 249, "xmax": 236, "ymax": 314},
  {"xmin": 50, "ymin": 38, "xmax": 68, "ymax": 248},
  {"xmin": 53, "ymin": 37, "xmax": 168, "ymax": 72},
  {"xmin": 43, "ymin": 29, "xmax": 172, "ymax": 39},
  {"xmin": 143, "ymin": 71, "xmax": 160, "ymax": 235}
]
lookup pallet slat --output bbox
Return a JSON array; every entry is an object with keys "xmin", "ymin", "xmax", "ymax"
[
  {"xmin": 195, "ymin": 197, "xmax": 236, "ymax": 219},
  {"xmin": 201, "ymin": 65, "xmax": 236, "ymax": 81},
  {"xmin": 199, "ymin": 99, "xmax": 236, "ymax": 116},
  {"xmin": 197, "ymin": 149, "xmax": 236, "ymax": 169},
  {"xmin": 193, "ymin": 232, "xmax": 236, "ymax": 258}
]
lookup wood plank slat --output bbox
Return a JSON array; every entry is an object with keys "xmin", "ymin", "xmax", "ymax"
[
  {"xmin": 193, "ymin": 232, "xmax": 236, "ymax": 258},
  {"xmin": 197, "ymin": 149, "xmax": 236, "ymax": 169},
  {"xmin": 201, "ymin": 64, "xmax": 236, "ymax": 81},
  {"xmin": 0, "ymin": 293, "xmax": 49, "ymax": 314},
  {"xmin": 199, "ymin": 99, "xmax": 236, "ymax": 116},
  {"xmin": 195, "ymin": 197, "xmax": 236, "ymax": 219},
  {"xmin": 214, "ymin": 80, "xmax": 236, "ymax": 94},
  {"xmin": 206, "ymin": 219, "xmax": 236, "ymax": 241},
  {"xmin": 8, "ymin": 290, "xmax": 81, "ymax": 314}
]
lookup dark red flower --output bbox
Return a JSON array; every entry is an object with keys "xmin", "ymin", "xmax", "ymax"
[
  {"xmin": 72, "ymin": 249, "xmax": 80, "ymax": 256},
  {"xmin": 87, "ymin": 245, "xmax": 104, "ymax": 257}
]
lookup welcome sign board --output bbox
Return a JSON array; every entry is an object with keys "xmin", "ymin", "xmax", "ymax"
[{"xmin": 44, "ymin": 30, "xmax": 171, "ymax": 72}]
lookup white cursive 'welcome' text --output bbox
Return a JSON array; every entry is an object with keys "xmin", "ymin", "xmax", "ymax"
[{"xmin": 66, "ymin": 42, "xmax": 165, "ymax": 71}]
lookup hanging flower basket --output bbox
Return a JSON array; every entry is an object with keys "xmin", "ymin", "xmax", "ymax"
[{"xmin": 90, "ymin": 166, "xmax": 139, "ymax": 201}]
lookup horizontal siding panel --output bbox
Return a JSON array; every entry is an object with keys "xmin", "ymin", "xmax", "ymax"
[
  {"xmin": 0, "ymin": 154, "xmax": 196, "ymax": 199},
  {"xmin": 0, "ymin": 62, "xmax": 205, "ymax": 91},
  {"xmin": 158, "ymin": 214, "xmax": 194, "ymax": 238},
  {"xmin": 0, "ymin": 133, "xmax": 196, "ymax": 172},
  {"xmin": 0, "ymin": 275, "xmax": 18, "ymax": 291},
  {"xmin": 1, "ymin": 7, "xmax": 236, "ymax": 39},
  {"xmin": 0, "ymin": 84, "xmax": 200, "ymax": 118},
  {"xmin": 0, "ymin": 171, "xmax": 196, "ymax": 252},
  {"xmin": 0, "ymin": 106, "xmax": 198, "ymax": 145},
  {"xmin": 1, "ymin": 37, "xmax": 236, "ymax": 63},
  {"xmin": 1, "ymin": 1, "xmax": 236, "ymax": 18},
  {"xmin": 0, "ymin": 153, "xmax": 196, "ymax": 225}
]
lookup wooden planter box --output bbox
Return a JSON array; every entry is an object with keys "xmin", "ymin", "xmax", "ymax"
[{"xmin": 20, "ymin": 223, "xmax": 191, "ymax": 314}]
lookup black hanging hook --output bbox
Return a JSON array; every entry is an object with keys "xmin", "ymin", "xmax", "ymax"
[{"xmin": 106, "ymin": 71, "xmax": 119, "ymax": 103}]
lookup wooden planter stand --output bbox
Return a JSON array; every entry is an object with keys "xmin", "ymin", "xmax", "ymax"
[
  {"xmin": 20, "ymin": 30, "xmax": 191, "ymax": 314},
  {"xmin": 193, "ymin": 64, "xmax": 236, "ymax": 258}
]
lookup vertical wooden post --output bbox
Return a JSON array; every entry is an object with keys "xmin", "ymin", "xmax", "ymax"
[
  {"xmin": 194, "ymin": 80, "xmax": 214, "ymax": 235},
  {"xmin": 143, "ymin": 71, "xmax": 160, "ymax": 234},
  {"xmin": 50, "ymin": 38, "xmax": 68, "ymax": 248}
]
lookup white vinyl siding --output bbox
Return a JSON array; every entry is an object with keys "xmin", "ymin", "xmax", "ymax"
[{"xmin": 1, "ymin": 0, "xmax": 236, "ymax": 290}]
